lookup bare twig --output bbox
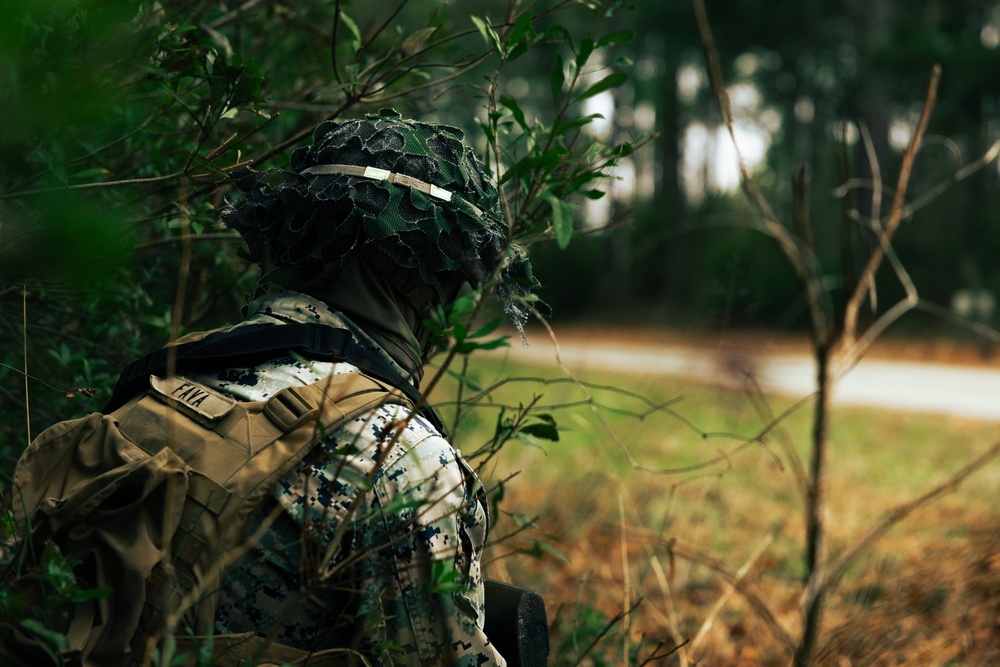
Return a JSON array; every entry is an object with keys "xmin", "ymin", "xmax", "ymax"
[
  {"xmin": 842, "ymin": 65, "xmax": 941, "ymax": 345},
  {"xmin": 691, "ymin": 0, "xmax": 829, "ymax": 344},
  {"xmin": 331, "ymin": 0, "xmax": 344, "ymax": 85},
  {"xmin": 664, "ymin": 537, "xmax": 796, "ymax": 651},
  {"xmin": 619, "ymin": 493, "xmax": 633, "ymax": 665},
  {"xmin": 0, "ymin": 172, "xmax": 187, "ymax": 200},
  {"xmin": 206, "ymin": 0, "xmax": 266, "ymax": 29},
  {"xmin": 570, "ymin": 597, "xmax": 644, "ymax": 667},
  {"xmin": 822, "ymin": 438, "xmax": 1000, "ymax": 594},
  {"xmin": 169, "ymin": 183, "xmax": 192, "ymax": 342},
  {"xmin": 134, "ymin": 232, "xmax": 241, "ymax": 251},
  {"xmin": 22, "ymin": 286, "xmax": 30, "ymax": 445},
  {"xmin": 689, "ymin": 529, "xmax": 776, "ymax": 653}
]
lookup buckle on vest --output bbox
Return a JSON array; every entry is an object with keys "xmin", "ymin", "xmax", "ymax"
[
  {"xmin": 264, "ymin": 385, "xmax": 319, "ymax": 432},
  {"xmin": 302, "ymin": 325, "xmax": 351, "ymax": 361}
]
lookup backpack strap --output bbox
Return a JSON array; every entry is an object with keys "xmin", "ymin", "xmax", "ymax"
[{"xmin": 104, "ymin": 323, "xmax": 444, "ymax": 433}]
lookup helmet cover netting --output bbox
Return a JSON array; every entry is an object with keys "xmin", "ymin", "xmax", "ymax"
[{"xmin": 221, "ymin": 109, "xmax": 540, "ymax": 333}]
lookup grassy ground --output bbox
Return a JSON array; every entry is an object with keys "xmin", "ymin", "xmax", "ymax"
[{"xmin": 432, "ymin": 349, "xmax": 1000, "ymax": 666}]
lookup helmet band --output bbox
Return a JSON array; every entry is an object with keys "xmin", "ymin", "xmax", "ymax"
[{"xmin": 299, "ymin": 163, "xmax": 487, "ymax": 218}]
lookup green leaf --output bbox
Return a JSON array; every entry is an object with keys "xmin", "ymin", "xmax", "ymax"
[
  {"xmin": 499, "ymin": 95, "xmax": 528, "ymax": 131},
  {"xmin": 546, "ymin": 24, "xmax": 572, "ymax": 46},
  {"xmin": 471, "ymin": 15, "xmax": 503, "ymax": 57},
  {"xmin": 519, "ymin": 413, "xmax": 559, "ymax": 441},
  {"xmin": 507, "ymin": 40, "xmax": 530, "ymax": 62},
  {"xmin": 508, "ymin": 10, "xmax": 534, "ymax": 47},
  {"xmin": 68, "ymin": 585, "xmax": 112, "ymax": 602},
  {"xmin": 455, "ymin": 336, "xmax": 510, "ymax": 355},
  {"xmin": 19, "ymin": 619, "xmax": 69, "ymax": 655},
  {"xmin": 469, "ymin": 317, "xmax": 503, "ymax": 339},
  {"xmin": 538, "ymin": 146, "xmax": 568, "ymax": 172},
  {"xmin": 446, "ymin": 368, "xmax": 483, "ymax": 392},
  {"xmin": 575, "ymin": 36, "xmax": 594, "ymax": 69},
  {"xmin": 555, "ymin": 113, "xmax": 605, "ymax": 135},
  {"xmin": 576, "ymin": 71, "xmax": 628, "ymax": 101},
  {"xmin": 339, "ymin": 10, "xmax": 362, "ymax": 50},
  {"xmin": 550, "ymin": 52, "xmax": 565, "ymax": 101},
  {"xmin": 402, "ymin": 27, "xmax": 437, "ymax": 55},
  {"xmin": 526, "ymin": 539, "xmax": 571, "ymax": 565},
  {"xmin": 427, "ymin": 559, "xmax": 465, "ymax": 594},
  {"xmin": 336, "ymin": 467, "xmax": 373, "ymax": 491},
  {"xmin": 519, "ymin": 422, "xmax": 559, "ymax": 442},
  {"xmin": 542, "ymin": 191, "xmax": 574, "ymax": 249},
  {"xmin": 596, "ymin": 29, "xmax": 634, "ymax": 48}
]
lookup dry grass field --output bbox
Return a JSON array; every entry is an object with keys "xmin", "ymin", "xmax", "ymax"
[{"xmin": 435, "ymin": 335, "xmax": 1000, "ymax": 666}]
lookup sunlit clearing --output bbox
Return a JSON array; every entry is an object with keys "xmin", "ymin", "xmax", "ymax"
[
  {"xmin": 830, "ymin": 120, "xmax": 859, "ymax": 145},
  {"xmin": 682, "ymin": 121, "xmax": 771, "ymax": 203},
  {"xmin": 677, "ymin": 63, "xmax": 704, "ymax": 103},
  {"xmin": 889, "ymin": 117, "xmax": 915, "ymax": 151}
]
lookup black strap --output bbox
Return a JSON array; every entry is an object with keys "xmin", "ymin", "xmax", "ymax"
[{"xmin": 103, "ymin": 324, "xmax": 444, "ymax": 433}]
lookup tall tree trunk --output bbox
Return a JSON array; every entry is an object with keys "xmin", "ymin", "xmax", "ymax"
[{"xmin": 660, "ymin": 52, "xmax": 689, "ymax": 308}]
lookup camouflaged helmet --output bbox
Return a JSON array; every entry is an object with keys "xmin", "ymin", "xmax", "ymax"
[{"xmin": 222, "ymin": 109, "xmax": 539, "ymax": 333}]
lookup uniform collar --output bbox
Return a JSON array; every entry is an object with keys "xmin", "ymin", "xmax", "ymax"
[{"xmin": 248, "ymin": 289, "xmax": 418, "ymax": 387}]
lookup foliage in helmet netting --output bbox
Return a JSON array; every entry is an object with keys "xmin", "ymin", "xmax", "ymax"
[{"xmin": 221, "ymin": 109, "xmax": 541, "ymax": 333}]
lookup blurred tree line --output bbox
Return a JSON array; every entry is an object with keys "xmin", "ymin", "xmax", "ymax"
[
  {"xmin": 544, "ymin": 0, "xmax": 1000, "ymax": 334},
  {"xmin": 2, "ymin": 0, "xmax": 998, "ymax": 458}
]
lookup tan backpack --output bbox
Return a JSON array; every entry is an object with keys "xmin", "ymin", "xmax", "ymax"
[{"xmin": 2, "ymin": 326, "xmax": 415, "ymax": 667}]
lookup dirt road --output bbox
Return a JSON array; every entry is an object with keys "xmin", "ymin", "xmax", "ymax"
[{"xmin": 505, "ymin": 330, "xmax": 1000, "ymax": 422}]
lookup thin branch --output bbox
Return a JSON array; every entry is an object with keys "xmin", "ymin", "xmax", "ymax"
[
  {"xmin": 915, "ymin": 299, "xmax": 1000, "ymax": 344},
  {"xmin": 356, "ymin": 0, "xmax": 412, "ymax": 63},
  {"xmin": 1, "ymin": 172, "xmax": 186, "ymax": 199},
  {"xmin": 134, "ymin": 232, "xmax": 241, "ymax": 251},
  {"xmin": 23, "ymin": 287, "xmax": 30, "ymax": 446},
  {"xmin": 331, "ymin": 0, "xmax": 344, "ymax": 85},
  {"xmin": 896, "ymin": 138, "xmax": 1000, "ymax": 222},
  {"xmin": 663, "ymin": 537, "xmax": 796, "ymax": 651},
  {"xmin": 822, "ymin": 438, "xmax": 1000, "ymax": 594},
  {"xmin": 691, "ymin": 0, "xmax": 829, "ymax": 344},
  {"xmin": 169, "ymin": 183, "xmax": 192, "ymax": 342},
  {"xmin": 842, "ymin": 65, "xmax": 941, "ymax": 344},
  {"xmin": 619, "ymin": 494, "xmax": 633, "ymax": 665},
  {"xmin": 689, "ymin": 529, "xmax": 776, "ymax": 653},
  {"xmin": 739, "ymin": 372, "xmax": 808, "ymax": 502},
  {"xmin": 206, "ymin": 0, "xmax": 266, "ymax": 29},
  {"xmin": 570, "ymin": 597, "xmax": 644, "ymax": 667}
]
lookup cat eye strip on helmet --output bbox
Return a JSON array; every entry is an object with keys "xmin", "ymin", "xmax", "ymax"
[{"xmin": 300, "ymin": 163, "xmax": 485, "ymax": 218}]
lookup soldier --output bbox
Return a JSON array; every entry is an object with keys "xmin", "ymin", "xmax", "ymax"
[{"xmin": 196, "ymin": 110, "xmax": 540, "ymax": 665}]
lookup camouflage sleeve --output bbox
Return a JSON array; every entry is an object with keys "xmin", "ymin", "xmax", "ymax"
[{"xmin": 215, "ymin": 404, "xmax": 507, "ymax": 666}]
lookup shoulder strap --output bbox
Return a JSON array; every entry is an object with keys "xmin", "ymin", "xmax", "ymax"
[{"xmin": 104, "ymin": 324, "xmax": 444, "ymax": 433}]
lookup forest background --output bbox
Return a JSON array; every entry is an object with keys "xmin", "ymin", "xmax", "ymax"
[{"xmin": 2, "ymin": 0, "xmax": 999, "ymax": 665}]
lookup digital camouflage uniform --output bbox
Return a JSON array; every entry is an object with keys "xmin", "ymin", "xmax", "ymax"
[
  {"xmin": 192, "ymin": 290, "xmax": 504, "ymax": 666},
  {"xmin": 208, "ymin": 110, "xmax": 543, "ymax": 664}
]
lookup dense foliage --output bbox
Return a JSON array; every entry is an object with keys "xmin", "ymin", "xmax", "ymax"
[{"xmin": 0, "ymin": 0, "xmax": 636, "ymax": 460}]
